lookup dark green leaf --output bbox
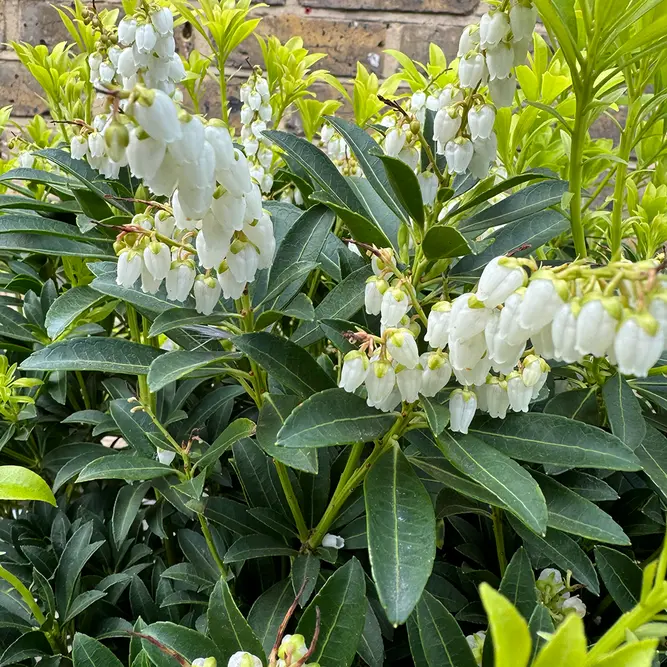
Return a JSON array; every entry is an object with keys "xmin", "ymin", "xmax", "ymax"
[
  {"xmin": 553, "ymin": 471, "xmax": 619, "ymax": 502},
  {"xmin": 498, "ymin": 548, "xmax": 537, "ymax": 620},
  {"xmin": 235, "ymin": 332, "xmax": 335, "ymax": 399},
  {"xmin": 72, "ymin": 633, "xmax": 124, "ymax": 667},
  {"xmin": 148, "ymin": 309, "xmax": 230, "ymax": 337},
  {"xmin": 0, "ymin": 232, "xmax": 111, "ymax": 259},
  {"xmin": 635, "ymin": 426, "xmax": 667, "ymax": 501},
  {"xmin": 544, "ymin": 387, "xmax": 599, "ymax": 424},
  {"xmin": 277, "ymin": 388, "xmax": 397, "ymax": 448},
  {"xmin": 421, "ymin": 396, "xmax": 450, "ymax": 435},
  {"xmin": 508, "ymin": 516, "xmax": 599, "ymax": 595},
  {"xmin": 0, "ymin": 631, "xmax": 53, "ymax": 667},
  {"xmin": 358, "ymin": 602, "xmax": 384, "ymax": 667},
  {"xmin": 594, "ymin": 546, "xmax": 641, "ymax": 612},
  {"xmin": 147, "ymin": 351, "xmax": 238, "ymax": 392},
  {"xmin": 21, "ymin": 338, "xmax": 163, "ymax": 375},
  {"xmin": 195, "ymin": 418, "xmax": 257, "ymax": 471},
  {"xmin": 347, "ymin": 176, "xmax": 401, "ymax": 250},
  {"xmin": 208, "ymin": 578, "xmax": 266, "ymax": 662},
  {"xmin": 0, "ymin": 213, "xmax": 106, "ymax": 241},
  {"xmin": 223, "ymin": 535, "xmax": 298, "ymax": 563},
  {"xmin": 376, "ymin": 154, "xmax": 424, "ymax": 228},
  {"xmin": 78, "ymin": 455, "xmax": 175, "ymax": 483},
  {"xmin": 292, "ymin": 553, "xmax": 320, "ymax": 607},
  {"xmin": 64, "ymin": 590, "xmax": 107, "ymax": 624},
  {"xmin": 140, "ymin": 622, "xmax": 223, "ymax": 666},
  {"xmin": 528, "ymin": 604, "xmax": 554, "ymax": 662},
  {"xmin": 256, "ymin": 394, "xmax": 318, "ymax": 473},
  {"xmin": 112, "ymin": 482, "xmax": 150, "ymax": 549},
  {"xmin": 471, "ymin": 413, "xmax": 641, "ymax": 471},
  {"xmin": 533, "ymin": 471, "xmax": 629, "ymax": 545},
  {"xmin": 45, "ymin": 287, "xmax": 104, "ymax": 339},
  {"xmin": 437, "ymin": 431, "xmax": 547, "ymax": 534},
  {"xmin": 422, "ymin": 225, "xmax": 472, "ymax": 260},
  {"xmin": 110, "ymin": 398, "xmax": 160, "ymax": 457},
  {"xmin": 295, "ymin": 558, "xmax": 366, "ymax": 667},
  {"xmin": 248, "ymin": 580, "xmax": 294, "ymax": 658},
  {"xmin": 365, "ymin": 445, "xmax": 436, "ymax": 625},
  {"xmin": 602, "ymin": 373, "xmax": 647, "ymax": 450}
]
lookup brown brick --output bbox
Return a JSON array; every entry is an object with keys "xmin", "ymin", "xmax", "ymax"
[
  {"xmin": 399, "ymin": 22, "xmax": 464, "ymax": 63},
  {"xmin": 229, "ymin": 15, "xmax": 388, "ymax": 77},
  {"xmin": 0, "ymin": 58, "xmax": 47, "ymax": 117},
  {"xmin": 298, "ymin": 0, "xmax": 479, "ymax": 13}
]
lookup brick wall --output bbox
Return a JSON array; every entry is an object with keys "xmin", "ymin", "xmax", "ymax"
[{"xmin": 0, "ymin": 0, "xmax": 484, "ymax": 123}]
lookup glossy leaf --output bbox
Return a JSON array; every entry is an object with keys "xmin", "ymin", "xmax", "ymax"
[
  {"xmin": 635, "ymin": 426, "xmax": 667, "ymax": 501},
  {"xmin": 277, "ymin": 388, "xmax": 397, "ymax": 448},
  {"xmin": 147, "ymin": 351, "xmax": 237, "ymax": 392},
  {"xmin": 471, "ymin": 413, "xmax": 640, "ymax": 471},
  {"xmin": 223, "ymin": 535, "xmax": 298, "ymax": 563},
  {"xmin": 44, "ymin": 286, "xmax": 104, "ymax": 339},
  {"xmin": 358, "ymin": 602, "xmax": 384, "ymax": 667},
  {"xmin": 78, "ymin": 455, "xmax": 176, "ymax": 483},
  {"xmin": 292, "ymin": 553, "xmax": 320, "ymax": 607},
  {"xmin": 422, "ymin": 225, "xmax": 473, "ymax": 260},
  {"xmin": 365, "ymin": 445, "xmax": 436, "ymax": 625},
  {"xmin": 0, "ymin": 466, "xmax": 56, "ymax": 506},
  {"xmin": 376, "ymin": 154, "xmax": 425, "ymax": 228},
  {"xmin": 248, "ymin": 580, "xmax": 294, "ymax": 658},
  {"xmin": 602, "ymin": 373, "xmax": 646, "ymax": 450},
  {"xmin": 532, "ymin": 613, "xmax": 586, "ymax": 667},
  {"xmin": 111, "ymin": 482, "xmax": 150, "ymax": 549},
  {"xmin": 498, "ymin": 548, "xmax": 537, "ymax": 620},
  {"xmin": 140, "ymin": 622, "xmax": 223, "ymax": 666},
  {"xmin": 72, "ymin": 634, "xmax": 124, "ymax": 667},
  {"xmin": 595, "ymin": 547, "xmax": 641, "ymax": 612},
  {"xmin": 195, "ymin": 418, "xmax": 256, "ymax": 471}
]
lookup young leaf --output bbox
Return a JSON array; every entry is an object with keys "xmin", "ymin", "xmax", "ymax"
[
  {"xmin": 532, "ymin": 613, "xmax": 586, "ymax": 667},
  {"xmin": 295, "ymin": 558, "xmax": 366, "ymax": 667},
  {"xmin": 276, "ymin": 388, "xmax": 398, "ymax": 448},
  {"xmin": 437, "ymin": 431, "xmax": 548, "ymax": 535},
  {"xmin": 0, "ymin": 466, "xmax": 56, "ymax": 506},
  {"xmin": 602, "ymin": 372, "xmax": 646, "ymax": 450},
  {"xmin": 365, "ymin": 445, "xmax": 436, "ymax": 625},
  {"xmin": 208, "ymin": 578, "xmax": 266, "ymax": 662}
]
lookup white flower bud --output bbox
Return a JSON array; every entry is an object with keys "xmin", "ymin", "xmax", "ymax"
[
  {"xmin": 133, "ymin": 88, "xmax": 182, "ymax": 143},
  {"xmin": 227, "ymin": 652, "xmax": 262, "ymax": 667},
  {"xmin": 459, "ymin": 52, "xmax": 487, "ymax": 89},
  {"xmin": 614, "ymin": 313, "xmax": 663, "ymax": 378},
  {"xmin": 166, "ymin": 262, "xmax": 195, "ymax": 302},
  {"xmin": 411, "ymin": 90, "xmax": 427, "ymax": 112},
  {"xmin": 154, "ymin": 210, "xmax": 175, "ymax": 238},
  {"xmin": 157, "ymin": 448, "xmax": 176, "ymax": 466},
  {"xmin": 381, "ymin": 287, "xmax": 411, "ymax": 328},
  {"xmin": 479, "ymin": 10, "xmax": 511, "ymax": 48},
  {"xmin": 425, "ymin": 301, "xmax": 452, "ymax": 349},
  {"xmin": 458, "ymin": 25, "xmax": 480, "ymax": 57},
  {"xmin": 322, "ymin": 534, "xmax": 345, "ymax": 549},
  {"xmin": 420, "ymin": 351, "xmax": 452, "ymax": 397},
  {"xmin": 117, "ymin": 250, "xmax": 142, "ymax": 289},
  {"xmin": 366, "ymin": 359, "xmax": 396, "ymax": 407},
  {"xmin": 561, "ymin": 596, "xmax": 586, "ymax": 619},
  {"xmin": 449, "ymin": 388, "xmax": 477, "ymax": 434},
  {"xmin": 365, "ymin": 277, "xmax": 387, "ymax": 315},
  {"xmin": 118, "ymin": 18, "xmax": 137, "ymax": 46},
  {"xmin": 468, "ymin": 104, "xmax": 495, "ymax": 141},
  {"xmin": 339, "ymin": 350, "xmax": 369, "ymax": 393},
  {"xmin": 488, "ymin": 74, "xmax": 516, "ymax": 108},
  {"xmin": 575, "ymin": 296, "xmax": 621, "ymax": 358},
  {"xmin": 510, "ymin": 3, "xmax": 538, "ymax": 41},
  {"xmin": 445, "ymin": 137, "xmax": 474, "ymax": 174},
  {"xmin": 433, "ymin": 107, "xmax": 461, "ymax": 147},
  {"xmin": 387, "ymin": 329, "xmax": 419, "ymax": 369},
  {"xmin": 194, "ymin": 275, "xmax": 221, "ymax": 315},
  {"xmin": 477, "ymin": 256, "xmax": 526, "ymax": 308},
  {"xmin": 486, "ymin": 42, "xmax": 514, "ymax": 81}
]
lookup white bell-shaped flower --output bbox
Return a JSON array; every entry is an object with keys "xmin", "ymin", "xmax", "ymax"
[
  {"xmin": 156, "ymin": 448, "xmax": 176, "ymax": 466},
  {"xmin": 212, "ymin": 191, "xmax": 246, "ymax": 233},
  {"xmin": 449, "ymin": 388, "xmax": 477, "ymax": 434},
  {"xmin": 143, "ymin": 241, "xmax": 171, "ymax": 282},
  {"xmin": 507, "ymin": 372, "xmax": 532, "ymax": 412},
  {"xmin": 449, "ymin": 293, "xmax": 491, "ymax": 343},
  {"xmin": 480, "ymin": 10, "xmax": 511, "ymax": 47},
  {"xmin": 227, "ymin": 240, "xmax": 259, "ymax": 284},
  {"xmin": 449, "ymin": 331, "xmax": 487, "ymax": 371},
  {"xmin": 365, "ymin": 276, "xmax": 387, "ymax": 315},
  {"xmin": 486, "ymin": 378, "xmax": 510, "ymax": 419},
  {"xmin": 381, "ymin": 287, "xmax": 411, "ymax": 328},
  {"xmin": 217, "ymin": 263, "xmax": 246, "ymax": 300},
  {"xmin": 614, "ymin": 313, "xmax": 663, "ymax": 378},
  {"xmin": 521, "ymin": 354, "xmax": 545, "ymax": 387},
  {"xmin": 194, "ymin": 275, "xmax": 221, "ymax": 315},
  {"xmin": 244, "ymin": 184, "xmax": 263, "ymax": 223},
  {"xmin": 396, "ymin": 365, "xmax": 422, "ymax": 403},
  {"xmin": 322, "ymin": 534, "xmax": 345, "ymax": 549},
  {"xmin": 339, "ymin": 350, "xmax": 369, "ymax": 393},
  {"xmin": 488, "ymin": 74, "xmax": 516, "ymax": 108},
  {"xmin": 384, "ymin": 127, "xmax": 406, "ymax": 157},
  {"xmin": 135, "ymin": 22, "xmax": 157, "ymax": 53},
  {"xmin": 445, "ymin": 138, "xmax": 474, "ymax": 174},
  {"xmin": 649, "ymin": 296, "xmax": 667, "ymax": 346},
  {"xmin": 531, "ymin": 324, "xmax": 556, "ymax": 360},
  {"xmin": 459, "ymin": 53, "xmax": 487, "ymax": 89},
  {"xmin": 154, "ymin": 210, "xmax": 175, "ymax": 238},
  {"xmin": 513, "ymin": 37, "xmax": 531, "ymax": 66},
  {"xmin": 477, "ymin": 256, "xmax": 526, "ymax": 308},
  {"xmin": 133, "ymin": 88, "xmax": 182, "ymax": 143},
  {"xmin": 70, "ymin": 135, "xmax": 88, "ymax": 160},
  {"xmin": 140, "ymin": 262, "xmax": 162, "ymax": 294},
  {"xmin": 468, "ymin": 104, "xmax": 495, "ymax": 141},
  {"xmin": 497, "ymin": 290, "xmax": 530, "ymax": 346},
  {"xmin": 561, "ymin": 596, "xmax": 587, "ymax": 619},
  {"xmin": 474, "ymin": 132, "xmax": 498, "ymax": 164},
  {"xmin": 166, "ymin": 262, "xmax": 195, "ymax": 302},
  {"xmin": 243, "ymin": 213, "xmax": 275, "ymax": 270},
  {"xmin": 420, "ymin": 351, "xmax": 452, "ymax": 397},
  {"xmin": 458, "ymin": 24, "xmax": 480, "ymax": 57},
  {"xmin": 196, "ymin": 229, "xmax": 229, "ymax": 270},
  {"xmin": 518, "ymin": 271, "xmax": 567, "ymax": 333},
  {"xmin": 117, "ymin": 250, "xmax": 142, "ymax": 288},
  {"xmin": 425, "ymin": 301, "xmax": 452, "ymax": 349},
  {"xmin": 454, "ymin": 355, "xmax": 492, "ymax": 387},
  {"xmin": 366, "ymin": 359, "xmax": 396, "ymax": 407},
  {"xmin": 169, "ymin": 114, "xmax": 205, "ymax": 164},
  {"xmin": 151, "ymin": 7, "xmax": 174, "ymax": 35},
  {"xmin": 510, "ymin": 3, "xmax": 538, "ymax": 41},
  {"xmin": 433, "ymin": 107, "xmax": 462, "ymax": 148},
  {"xmin": 118, "ymin": 17, "xmax": 137, "ymax": 46},
  {"xmin": 574, "ymin": 296, "xmax": 621, "ymax": 358},
  {"xmin": 386, "ymin": 329, "xmax": 419, "ymax": 369},
  {"xmin": 144, "ymin": 151, "xmax": 179, "ymax": 196},
  {"xmin": 118, "ymin": 47, "xmax": 139, "ymax": 79},
  {"xmin": 486, "ymin": 42, "xmax": 514, "ymax": 80},
  {"xmin": 218, "ymin": 149, "xmax": 253, "ymax": 196},
  {"xmin": 552, "ymin": 301, "xmax": 581, "ymax": 363},
  {"xmin": 227, "ymin": 651, "xmax": 262, "ymax": 667},
  {"xmin": 418, "ymin": 171, "xmax": 438, "ymax": 206}
]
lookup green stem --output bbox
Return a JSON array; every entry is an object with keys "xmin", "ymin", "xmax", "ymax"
[
  {"xmin": 199, "ymin": 514, "xmax": 227, "ymax": 578},
  {"xmin": 127, "ymin": 306, "xmax": 151, "ymax": 406},
  {"xmin": 219, "ymin": 58, "xmax": 229, "ymax": 124},
  {"xmin": 275, "ymin": 461, "xmax": 309, "ymax": 542},
  {"xmin": 0, "ymin": 565, "xmax": 45, "ymax": 625},
  {"xmin": 75, "ymin": 371, "xmax": 91, "ymax": 410},
  {"xmin": 569, "ymin": 102, "xmax": 590, "ymax": 258},
  {"xmin": 492, "ymin": 507, "xmax": 507, "ymax": 575}
]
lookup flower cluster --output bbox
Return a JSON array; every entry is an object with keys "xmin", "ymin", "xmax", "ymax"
[
  {"xmin": 87, "ymin": 2, "xmax": 184, "ymax": 96},
  {"xmin": 319, "ymin": 123, "xmax": 362, "ymax": 177},
  {"xmin": 431, "ymin": 0, "xmax": 537, "ymax": 179},
  {"xmin": 240, "ymin": 69, "xmax": 275, "ymax": 193},
  {"xmin": 537, "ymin": 568, "xmax": 587, "ymax": 621}
]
